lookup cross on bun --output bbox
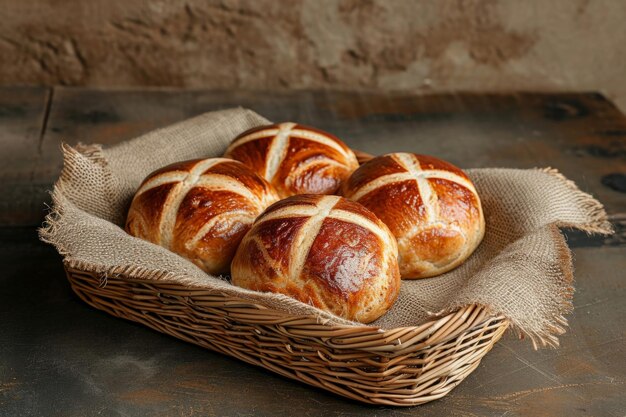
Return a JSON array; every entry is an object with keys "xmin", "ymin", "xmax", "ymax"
[
  {"xmin": 231, "ymin": 195, "xmax": 401, "ymax": 323},
  {"xmin": 342, "ymin": 153, "xmax": 485, "ymax": 279},
  {"xmin": 224, "ymin": 123, "xmax": 359, "ymax": 198},
  {"xmin": 126, "ymin": 158, "xmax": 279, "ymax": 275}
]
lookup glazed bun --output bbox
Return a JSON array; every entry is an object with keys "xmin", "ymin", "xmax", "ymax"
[
  {"xmin": 342, "ymin": 153, "xmax": 485, "ymax": 279},
  {"xmin": 224, "ymin": 123, "xmax": 359, "ymax": 198},
  {"xmin": 126, "ymin": 158, "xmax": 279, "ymax": 275},
  {"xmin": 231, "ymin": 195, "xmax": 400, "ymax": 323}
]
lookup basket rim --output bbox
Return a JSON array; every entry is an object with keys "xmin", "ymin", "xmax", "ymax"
[{"xmin": 64, "ymin": 263, "xmax": 508, "ymax": 355}]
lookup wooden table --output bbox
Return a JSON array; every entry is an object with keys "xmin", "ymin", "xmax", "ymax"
[{"xmin": 1, "ymin": 87, "xmax": 624, "ymax": 416}]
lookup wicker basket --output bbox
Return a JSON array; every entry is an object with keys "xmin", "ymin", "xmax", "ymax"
[
  {"xmin": 64, "ymin": 264, "xmax": 508, "ymax": 406},
  {"xmin": 57, "ymin": 149, "xmax": 510, "ymax": 405}
]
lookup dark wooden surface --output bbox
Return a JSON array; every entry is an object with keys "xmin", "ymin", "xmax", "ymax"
[{"xmin": 1, "ymin": 88, "xmax": 624, "ymax": 416}]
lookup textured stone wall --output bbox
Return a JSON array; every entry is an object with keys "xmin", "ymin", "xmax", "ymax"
[{"xmin": 2, "ymin": 0, "xmax": 626, "ymax": 110}]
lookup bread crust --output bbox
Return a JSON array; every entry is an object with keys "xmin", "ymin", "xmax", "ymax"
[
  {"xmin": 224, "ymin": 123, "xmax": 359, "ymax": 198},
  {"xmin": 342, "ymin": 153, "xmax": 485, "ymax": 279},
  {"xmin": 125, "ymin": 158, "xmax": 280, "ymax": 275},
  {"xmin": 231, "ymin": 194, "xmax": 401, "ymax": 323}
]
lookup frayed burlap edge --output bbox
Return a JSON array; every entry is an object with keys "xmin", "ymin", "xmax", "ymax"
[
  {"xmin": 429, "ymin": 167, "xmax": 612, "ymax": 349},
  {"xmin": 430, "ymin": 226, "xmax": 573, "ymax": 349},
  {"xmin": 539, "ymin": 167, "xmax": 614, "ymax": 234}
]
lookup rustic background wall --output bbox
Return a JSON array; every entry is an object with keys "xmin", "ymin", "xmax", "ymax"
[{"xmin": 2, "ymin": 0, "xmax": 626, "ymax": 111}]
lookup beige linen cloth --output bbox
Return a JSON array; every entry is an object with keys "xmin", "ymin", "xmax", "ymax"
[{"xmin": 40, "ymin": 108, "xmax": 613, "ymax": 348}]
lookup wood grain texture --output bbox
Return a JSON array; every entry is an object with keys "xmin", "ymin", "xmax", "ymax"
[
  {"xmin": 10, "ymin": 88, "xmax": 626, "ymax": 232},
  {"xmin": 0, "ymin": 86, "xmax": 52, "ymax": 225},
  {"xmin": 1, "ymin": 87, "xmax": 625, "ymax": 415}
]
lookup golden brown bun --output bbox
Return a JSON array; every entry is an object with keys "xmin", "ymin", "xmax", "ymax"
[
  {"xmin": 342, "ymin": 153, "xmax": 485, "ymax": 279},
  {"xmin": 224, "ymin": 123, "xmax": 359, "ymax": 198},
  {"xmin": 231, "ymin": 194, "xmax": 401, "ymax": 323},
  {"xmin": 125, "ymin": 158, "xmax": 280, "ymax": 275}
]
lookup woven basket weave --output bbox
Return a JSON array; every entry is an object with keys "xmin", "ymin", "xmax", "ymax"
[
  {"xmin": 64, "ymin": 264, "xmax": 508, "ymax": 406},
  {"xmin": 57, "ymin": 149, "xmax": 510, "ymax": 406}
]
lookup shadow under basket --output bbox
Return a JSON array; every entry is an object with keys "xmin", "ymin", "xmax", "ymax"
[{"xmin": 65, "ymin": 264, "xmax": 508, "ymax": 406}]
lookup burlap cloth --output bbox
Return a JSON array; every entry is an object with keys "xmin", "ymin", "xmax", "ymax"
[{"xmin": 40, "ymin": 108, "xmax": 613, "ymax": 348}]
